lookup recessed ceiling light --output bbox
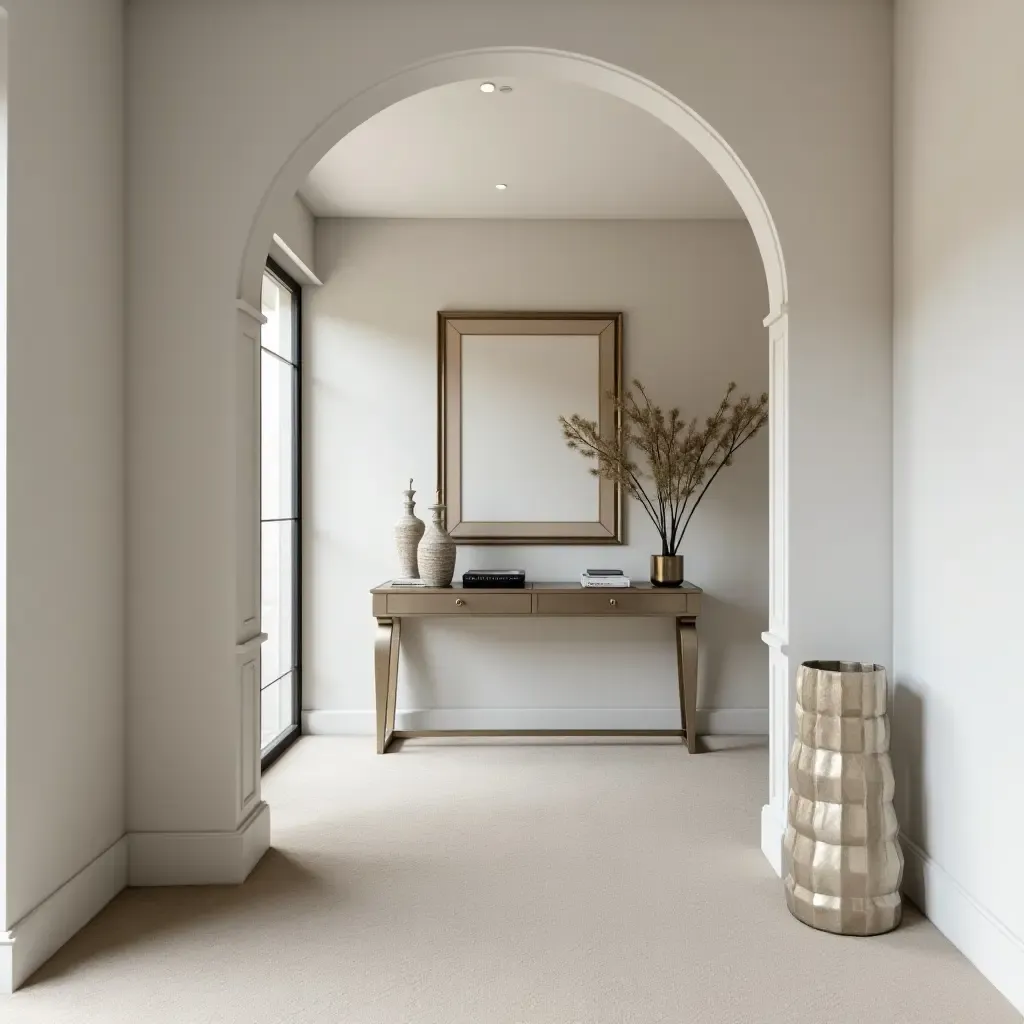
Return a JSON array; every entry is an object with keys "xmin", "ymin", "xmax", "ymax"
[
  {"xmin": 479, "ymin": 82, "xmax": 496, "ymax": 93},
  {"xmin": 499, "ymin": 85, "xmax": 514, "ymax": 93},
  {"xmin": 495, "ymin": 183, "xmax": 508, "ymax": 190}
]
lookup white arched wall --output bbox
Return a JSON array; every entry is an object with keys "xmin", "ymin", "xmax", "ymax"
[
  {"xmin": 234, "ymin": 48, "xmax": 793, "ymax": 875},
  {"xmin": 125, "ymin": 1, "xmax": 894, "ymax": 893},
  {"xmin": 237, "ymin": 49, "xmax": 787, "ymax": 313}
]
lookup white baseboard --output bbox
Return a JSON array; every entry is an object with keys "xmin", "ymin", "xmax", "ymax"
[
  {"xmin": 901, "ymin": 837, "xmax": 1024, "ymax": 1014},
  {"xmin": 701, "ymin": 708, "xmax": 767, "ymax": 735},
  {"xmin": 760, "ymin": 803, "xmax": 783, "ymax": 877},
  {"xmin": 0, "ymin": 835, "xmax": 128, "ymax": 992},
  {"xmin": 303, "ymin": 707, "xmax": 768, "ymax": 735},
  {"xmin": 128, "ymin": 801, "xmax": 271, "ymax": 887}
]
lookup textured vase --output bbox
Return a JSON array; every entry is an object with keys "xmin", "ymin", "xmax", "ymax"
[
  {"xmin": 418, "ymin": 497, "xmax": 456, "ymax": 588},
  {"xmin": 783, "ymin": 660, "xmax": 904, "ymax": 936},
  {"xmin": 394, "ymin": 479, "xmax": 425, "ymax": 579}
]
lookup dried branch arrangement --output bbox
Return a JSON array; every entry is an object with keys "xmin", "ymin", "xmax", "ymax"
[{"xmin": 560, "ymin": 380, "xmax": 768, "ymax": 556}]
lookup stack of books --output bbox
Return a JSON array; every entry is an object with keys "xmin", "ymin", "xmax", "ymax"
[
  {"xmin": 463, "ymin": 569, "xmax": 527, "ymax": 589},
  {"xmin": 580, "ymin": 569, "xmax": 631, "ymax": 588}
]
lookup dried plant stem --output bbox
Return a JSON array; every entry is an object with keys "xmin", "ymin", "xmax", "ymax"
[{"xmin": 560, "ymin": 378, "xmax": 768, "ymax": 556}]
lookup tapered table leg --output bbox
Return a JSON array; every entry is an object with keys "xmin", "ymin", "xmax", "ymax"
[
  {"xmin": 374, "ymin": 617, "xmax": 401, "ymax": 753},
  {"xmin": 676, "ymin": 618, "xmax": 699, "ymax": 753}
]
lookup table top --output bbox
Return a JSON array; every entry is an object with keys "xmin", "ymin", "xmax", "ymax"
[{"xmin": 371, "ymin": 580, "xmax": 702, "ymax": 595}]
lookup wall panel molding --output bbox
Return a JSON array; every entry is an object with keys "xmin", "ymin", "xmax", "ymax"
[
  {"xmin": 760, "ymin": 645, "xmax": 790, "ymax": 877},
  {"xmin": 235, "ymin": 314, "xmax": 261, "ymax": 641}
]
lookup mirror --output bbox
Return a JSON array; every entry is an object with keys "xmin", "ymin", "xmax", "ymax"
[{"xmin": 438, "ymin": 312, "xmax": 622, "ymax": 544}]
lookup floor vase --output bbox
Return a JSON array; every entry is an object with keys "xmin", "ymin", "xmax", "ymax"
[{"xmin": 783, "ymin": 660, "xmax": 904, "ymax": 935}]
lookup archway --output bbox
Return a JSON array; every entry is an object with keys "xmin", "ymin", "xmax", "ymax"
[{"xmin": 234, "ymin": 46, "xmax": 792, "ymax": 874}]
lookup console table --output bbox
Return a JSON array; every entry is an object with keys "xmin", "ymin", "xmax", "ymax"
[{"xmin": 370, "ymin": 581, "xmax": 702, "ymax": 754}]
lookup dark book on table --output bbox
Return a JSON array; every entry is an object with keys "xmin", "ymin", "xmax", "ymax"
[{"xmin": 462, "ymin": 569, "xmax": 527, "ymax": 589}]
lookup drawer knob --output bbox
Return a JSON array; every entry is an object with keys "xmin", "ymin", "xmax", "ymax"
[
  {"xmin": 609, "ymin": 598, "xmax": 617, "ymax": 607},
  {"xmin": 455, "ymin": 598, "xmax": 465, "ymax": 606}
]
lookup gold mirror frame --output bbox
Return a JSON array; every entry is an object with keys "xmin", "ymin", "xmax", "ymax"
[{"xmin": 437, "ymin": 311, "xmax": 623, "ymax": 545}]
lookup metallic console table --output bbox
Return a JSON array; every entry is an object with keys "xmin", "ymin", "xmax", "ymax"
[{"xmin": 370, "ymin": 581, "xmax": 702, "ymax": 754}]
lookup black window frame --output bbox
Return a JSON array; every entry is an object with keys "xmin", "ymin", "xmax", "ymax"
[{"xmin": 260, "ymin": 256, "xmax": 302, "ymax": 771}]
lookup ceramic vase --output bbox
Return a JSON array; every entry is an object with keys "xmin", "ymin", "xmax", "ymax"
[
  {"xmin": 418, "ymin": 494, "xmax": 456, "ymax": 588},
  {"xmin": 394, "ymin": 479, "xmax": 425, "ymax": 578},
  {"xmin": 783, "ymin": 660, "xmax": 904, "ymax": 936}
]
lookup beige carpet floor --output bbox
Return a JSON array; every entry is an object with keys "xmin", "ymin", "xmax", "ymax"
[{"xmin": 0, "ymin": 736, "xmax": 1016, "ymax": 1023}]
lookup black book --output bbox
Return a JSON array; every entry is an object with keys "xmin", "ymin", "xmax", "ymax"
[{"xmin": 462, "ymin": 569, "xmax": 527, "ymax": 589}]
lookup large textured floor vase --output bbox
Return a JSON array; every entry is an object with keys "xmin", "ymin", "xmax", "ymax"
[{"xmin": 783, "ymin": 660, "xmax": 904, "ymax": 935}]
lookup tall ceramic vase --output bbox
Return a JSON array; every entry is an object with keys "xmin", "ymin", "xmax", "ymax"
[
  {"xmin": 784, "ymin": 660, "xmax": 904, "ymax": 935},
  {"xmin": 394, "ymin": 479, "xmax": 425, "ymax": 578},
  {"xmin": 418, "ymin": 492, "xmax": 456, "ymax": 588}
]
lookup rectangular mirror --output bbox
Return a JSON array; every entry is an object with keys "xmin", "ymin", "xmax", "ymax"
[{"xmin": 438, "ymin": 311, "xmax": 622, "ymax": 544}]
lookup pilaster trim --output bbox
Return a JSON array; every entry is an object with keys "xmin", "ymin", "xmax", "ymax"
[
  {"xmin": 760, "ymin": 630, "xmax": 789, "ymax": 652},
  {"xmin": 763, "ymin": 302, "xmax": 789, "ymax": 329},
  {"xmin": 902, "ymin": 837, "xmax": 1024, "ymax": 1013},
  {"xmin": 128, "ymin": 801, "xmax": 270, "ymax": 887},
  {"xmin": 0, "ymin": 835, "xmax": 128, "ymax": 992},
  {"xmin": 235, "ymin": 631, "xmax": 268, "ymax": 655},
  {"xmin": 236, "ymin": 299, "xmax": 267, "ymax": 325}
]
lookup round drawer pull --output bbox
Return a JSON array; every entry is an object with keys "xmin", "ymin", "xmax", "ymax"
[
  {"xmin": 455, "ymin": 598, "xmax": 465, "ymax": 606},
  {"xmin": 609, "ymin": 598, "xmax": 617, "ymax": 607}
]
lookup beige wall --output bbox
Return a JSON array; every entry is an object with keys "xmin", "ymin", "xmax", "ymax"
[
  {"xmin": 894, "ymin": 0, "xmax": 1024, "ymax": 1010},
  {"xmin": 4, "ymin": 0, "xmax": 125, "ymax": 928},
  {"xmin": 306, "ymin": 218, "xmax": 767, "ymax": 732},
  {"xmin": 126, "ymin": 0, "xmax": 892, "ymax": 866}
]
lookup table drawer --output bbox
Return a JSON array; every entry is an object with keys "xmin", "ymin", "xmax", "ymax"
[
  {"xmin": 535, "ymin": 591, "xmax": 692, "ymax": 616},
  {"xmin": 385, "ymin": 592, "xmax": 532, "ymax": 616}
]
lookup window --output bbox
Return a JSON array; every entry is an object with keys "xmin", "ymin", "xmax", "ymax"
[{"xmin": 260, "ymin": 258, "xmax": 301, "ymax": 768}]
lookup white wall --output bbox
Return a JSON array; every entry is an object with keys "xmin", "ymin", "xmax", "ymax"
[
  {"xmin": 306, "ymin": 218, "xmax": 767, "ymax": 732},
  {"xmin": 2, "ymin": 0, "xmax": 125, "ymax": 957},
  {"xmin": 126, "ymin": 0, "xmax": 892, "ymax": 870},
  {"xmin": 0, "ymin": 5, "xmax": 8, "ymax": 939},
  {"xmin": 894, "ymin": 0, "xmax": 1024, "ymax": 1010}
]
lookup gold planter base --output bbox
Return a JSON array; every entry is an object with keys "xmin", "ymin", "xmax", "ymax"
[{"xmin": 650, "ymin": 555, "xmax": 684, "ymax": 587}]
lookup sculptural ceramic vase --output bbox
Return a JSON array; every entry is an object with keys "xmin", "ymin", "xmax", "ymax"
[
  {"xmin": 418, "ymin": 494, "xmax": 456, "ymax": 588},
  {"xmin": 394, "ymin": 479, "xmax": 425, "ymax": 579},
  {"xmin": 784, "ymin": 660, "xmax": 904, "ymax": 936}
]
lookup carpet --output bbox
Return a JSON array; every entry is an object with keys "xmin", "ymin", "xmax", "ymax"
[{"xmin": 0, "ymin": 736, "xmax": 1015, "ymax": 1023}]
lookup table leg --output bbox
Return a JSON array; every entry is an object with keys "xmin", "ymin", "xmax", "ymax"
[
  {"xmin": 676, "ymin": 618, "xmax": 699, "ymax": 753},
  {"xmin": 374, "ymin": 617, "xmax": 401, "ymax": 753}
]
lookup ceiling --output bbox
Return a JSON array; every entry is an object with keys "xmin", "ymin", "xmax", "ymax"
[{"xmin": 299, "ymin": 78, "xmax": 743, "ymax": 220}]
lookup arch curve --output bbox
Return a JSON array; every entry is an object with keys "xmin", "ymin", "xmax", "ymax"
[
  {"xmin": 237, "ymin": 46, "xmax": 788, "ymax": 317},
  {"xmin": 236, "ymin": 45, "xmax": 793, "ymax": 874}
]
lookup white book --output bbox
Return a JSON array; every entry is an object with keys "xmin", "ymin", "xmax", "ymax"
[
  {"xmin": 390, "ymin": 578, "xmax": 428, "ymax": 587},
  {"xmin": 580, "ymin": 575, "xmax": 631, "ymax": 588}
]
